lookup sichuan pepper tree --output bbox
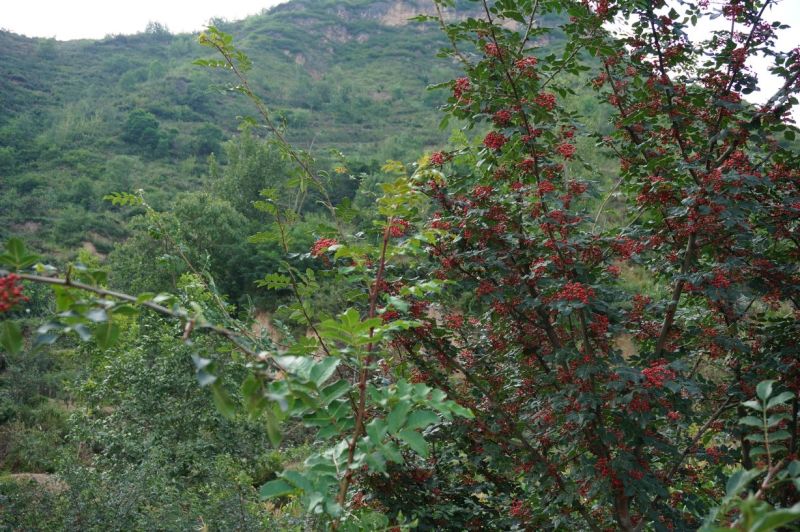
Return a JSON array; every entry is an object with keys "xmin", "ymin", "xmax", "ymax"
[
  {"xmin": 2, "ymin": 0, "xmax": 800, "ymax": 530},
  {"xmin": 371, "ymin": 0, "xmax": 800, "ymax": 529}
]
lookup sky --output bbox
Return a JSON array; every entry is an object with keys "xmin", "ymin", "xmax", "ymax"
[
  {"xmin": 0, "ymin": 0, "xmax": 288, "ymax": 41},
  {"xmin": 609, "ymin": 1, "xmax": 799, "ymax": 115}
]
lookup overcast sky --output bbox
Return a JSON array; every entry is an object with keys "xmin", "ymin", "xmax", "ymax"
[{"xmin": 1, "ymin": 0, "xmax": 288, "ymax": 41}]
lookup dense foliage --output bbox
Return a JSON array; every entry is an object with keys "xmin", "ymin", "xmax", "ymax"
[{"xmin": 2, "ymin": 0, "xmax": 800, "ymax": 530}]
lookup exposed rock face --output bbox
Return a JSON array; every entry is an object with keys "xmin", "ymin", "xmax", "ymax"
[
  {"xmin": 269, "ymin": 0, "xmax": 483, "ymax": 29},
  {"xmin": 380, "ymin": 2, "xmax": 424, "ymax": 26}
]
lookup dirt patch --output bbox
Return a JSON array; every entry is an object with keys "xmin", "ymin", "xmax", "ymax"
[
  {"xmin": 381, "ymin": 3, "xmax": 419, "ymax": 26},
  {"xmin": 252, "ymin": 310, "xmax": 283, "ymax": 344},
  {"xmin": 370, "ymin": 91, "xmax": 392, "ymax": 102},
  {"xmin": 615, "ymin": 333, "xmax": 637, "ymax": 358},
  {"xmin": 323, "ymin": 26, "xmax": 352, "ymax": 43},
  {"xmin": 10, "ymin": 221, "xmax": 41, "ymax": 234},
  {"xmin": 7, "ymin": 473, "xmax": 68, "ymax": 495}
]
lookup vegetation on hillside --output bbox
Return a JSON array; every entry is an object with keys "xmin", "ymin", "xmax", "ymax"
[{"xmin": 2, "ymin": 0, "xmax": 800, "ymax": 530}]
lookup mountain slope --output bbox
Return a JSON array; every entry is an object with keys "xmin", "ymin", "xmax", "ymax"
[{"xmin": 0, "ymin": 0, "xmax": 464, "ymax": 253}]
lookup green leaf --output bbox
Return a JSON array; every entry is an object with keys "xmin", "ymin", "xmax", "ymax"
[
  {"xmin": 256, "ymin": 273, "xmax": 291, "ymax": 290},
  {"xmin": 756, "ymin": 380, "xmax": 774, "ymax": 401},
  {"xmin": 0, "ymin": 238, "xmax": 40, "ymax": 270},
  {"xmin": 265, "ymin": 408, "xmax": 282, "ymax": 447},
  {"xmin": 398, "ymin": 429, "xmax": 429, "ymax": 457},
  {"xmin": 86, "ymin": 308, "xmax": 108, "ymax": 323},
  {"xmin": 0, "ymin": 321, "xmax": 23, "ymax": 354},
  {"xmin": 725, "ymin": 468, "xmax": 762, "ymax": 499},
  {"xmin": 211, "ymin": 382, "xmax": 236, "ymax": 419},
  {"xmin": 310, "ymin": 358, "xmax": 340, "ymax": 388},
  {"xmin": 73, "ymin": 324, "xmax": 92, "ymax": 342},
  {"xmin": 767, "ymin": 430, "xmax": 792, "ymax": 442},
  {"xmin": 742, "ymin": 400, "xmax": 763, "ymax": 412},
  {"xmin": 387, "ymin": 401, "xmax": 411, "ymax": 433},
  {"xmin": 767, "ymin": 391, "xmax": 794, "ymax": 409},
  {"xmin": 196, "ymin": 370, "xmax": 217, "ymax": 387},
  {"xmin": 94, "ymin": 321, "xmax": 120, "ymax": 348},
  {"xmin": 448, "ymin": 402, "xmax": 475, "ymax": 419},
  {"xmin": 738, "ymin": 416, "xmax": 764, "ymax": 428},
  {"xmin": 751, "ymin": 503, "xmax": 800, "ymax": 532},
  {"xmin": 259, "ymin": 479, "xmax": 295, "ymax": 499},
  {"xmin": 405, "ymin": 410, "xmax": 439, "ymax": 431},
  {"xmin": 320, "ymin": 380, "xmax": 350, "ymax": 405}
]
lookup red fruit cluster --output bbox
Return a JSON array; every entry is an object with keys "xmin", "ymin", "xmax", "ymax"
[
  {"xmin": 473, "ymin": 185, "xmax": 494, "ymax": 201},
  {"xmin": 509, "ymin": 498, "xmax": 531, "ymax": 519},
  {"xmin": 484, "ymin": 42, "xmax": 503, "ymax": 58},
  {"xmin": 515, "ymin": 56, "xmax": 538, "ymax": 70},
  {"xmin": 388, "ymin": 218, "xmax": 410, "ymax": 238},
  {"xmin": 429, "ymin": 151, "xmax": 446, "ymax": 166},
  {"xmin": 0, "ymin": 274, "xmax": 28, "ymax": 313},
  {"xmin": 310, "ymin": 238, "xmax": 338, "ymax": 257},
  {"xmin": 483, "ymin": 131, "xmax": 507, "ymax": 150},
  {"xmin": 534, "ymin": 92, "xmax": 557, "ymax": 110},
  {"xmin": 381, "ymin": 309, "xmax": 400, "ymax": 323},
  {"xmin": 493, "ymin": 109, "xmax": 512, "ymax": 126},
  {"xmin": 641, "ymin": 360, "xmax": 676, "ymax": 388},
  {"xmin": 453, "ymin": 77, "xmax": 471, "ymax": 99},
  {"xmin": 554, "ymin": 282, "xmax": 594, "ymax": 304},
  {"xmin": 556, "ymin": 142, "xmax": 576, "ymax": 159}
]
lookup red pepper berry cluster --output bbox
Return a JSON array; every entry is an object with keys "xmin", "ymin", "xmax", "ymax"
[
  {"xmin": 492, "ymin": 109, "xmax": 512, "ymax": 126},
  {"xmin": 483, "ymin": 131, "xmax": 508, "ymax": 150},
  {"xmin": 429, "ymin": 151, "xmax": 446, "ymax": 166},
  {"xmin": 388, "ymin": 218, "xmax": 410, "ymax": 238},
  {"xmin": 483, "ymin": 42, "xmax": 503, "ymax": 58},
  {"xmin": 310, "ymin": 238, "xmax": 338, "ymax": 257},
  {"xmin": 0, "ymin": 274, "xmax": 28, "ymax": 313},
  {"xmin": 641, "ymin": 360, "xmax": 677, "ymax": 388},
  {"xmin": 554, "ymin": 282, "xmax": 595, "ymax": 304},
  {"xmin": 533, "ymin": 92, "xmax": 557, "ymax": 110},
  {"xmin": 514, "ymin": 56, "xmax": 538, "ymax": 74},
  {"xmin": 556, "ymin": 142, "xmax": 576, "ymax": 159},
  {"xmin": 453, "ymin": 77, "xmax": 471, "ymax": 99}
]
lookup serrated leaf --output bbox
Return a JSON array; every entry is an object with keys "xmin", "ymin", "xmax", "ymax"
[
  {"xmin": 406, "ymin": 410, "xmax": 439, "ymax": 431},
  {"xmin": 768, "ymin": 430, "xmax": 792, "ymax": 441},
  {"xmin": 256, "ymin": 273, "xmax": 291, "ymax": 290},
  {"xmin": 259, "ymin": 479, "xmax": 295, "ymax": 499},
  {"xmin": 73, "ymin": 323, "xmax": 92, "ymax": 341},
  {"xmin": 265, "ymin": 408, "xmax": 282, "ymax": 446},
  {"xmin": 742, "ymin": 400, "xmax": 763, "ymax": 412},
  {"xmin": 94, "ymin": 321, "xmax": 119, "ymax": 348},
  {"xmin": 387, "ymin": 401, "xmax": 411, "ymax": 433},
  {"xmin": 320, "ymin": 380, "xmax": 350, "ymax": 405},
  {"xmin": 756, "ymin": 380, "xmax": 774, "ymax": 401},
  {"xmin": 398, "ymin": 429, "xmax": 429, "ymax": 457},
  {"xmin": 767, "ymin": 391, "xmax": 794, "ymax": 409},
  {"xmin": 739, "ymin": 416, "xmax": 763, "ymax": 428},
  {"xmin": 211, "ymin": 382, "xmax": 236, "ymax": 419},
  {"xmin": 310, "ymin": 358, "xmax": 339, "ymax": 388},
  {"xmin": 751, "ymin": 503, "xmax": 800, "ymax": 532},
  {"xmin": 196, "ymin": 370, "xmax": 217, "ymax": 387},
  {"xmin": 366, "ymin": 418, "xmax": 387, "ymax": 445},
  {"xmin": 0, "ymin": 238, "xmax": 40, "ymax": 270},
  {"xmin": 448, "ymin": 402, "xmax": 475, "ymax": 419},
  {"xmin": 0, "ymin": 321, "xmax": 23, "ymax": 354},
  {"xmin": 86, "ymin": 308, "xmax": 108, "ymax": 323},
  {"xmin": 725, "ymin": 468, "xmax": 762, "ymax": 499}
]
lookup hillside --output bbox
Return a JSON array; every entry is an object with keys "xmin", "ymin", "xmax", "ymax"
[{"xmin": 0, "ymin": 0, "xmax": 473, "ymax": 255}]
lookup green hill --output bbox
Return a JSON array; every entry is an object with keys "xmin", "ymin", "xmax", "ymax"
[{"xmin": 0, "ymin": 0, "xmax": 470, "ymax": 255}]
